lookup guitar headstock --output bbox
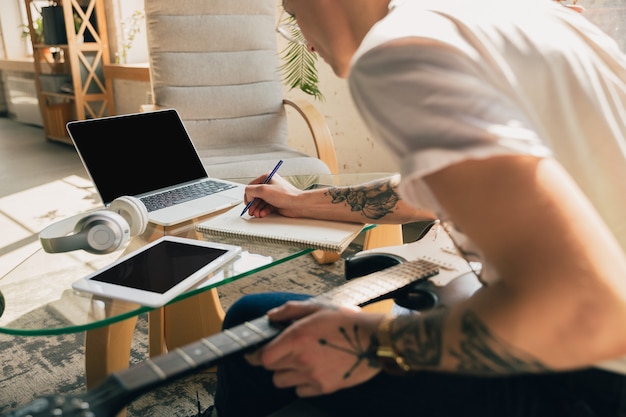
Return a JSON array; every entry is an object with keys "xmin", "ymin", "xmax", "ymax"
[{"xmin": 6, "ymin": 393, "xmax": 95, "ymax": 417}]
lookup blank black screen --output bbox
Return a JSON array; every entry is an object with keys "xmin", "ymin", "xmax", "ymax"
[
  {"xmin": 67, "ymin": 109, "xmax": 208, "ymax": 205},
  {"xmin": 91, "ymin": 240, "xmax": 227, "ymax": 294}
]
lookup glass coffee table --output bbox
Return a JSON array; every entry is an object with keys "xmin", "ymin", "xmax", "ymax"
[{"xmin": 0, "ymin": 173, "xmax": 401, "ymax": 390}]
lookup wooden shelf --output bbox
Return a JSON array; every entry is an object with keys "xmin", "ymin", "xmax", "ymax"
[
  {"xmin": 0, "ymin": 58, "xmax": 35, "ymax": 73},
  {"xmin": 24, "ymin": 0, "xmax": 115, "ymax": 144},
  {"xmin": 40, "ymin": 91, "xmax": 75, "ymax": 100}
]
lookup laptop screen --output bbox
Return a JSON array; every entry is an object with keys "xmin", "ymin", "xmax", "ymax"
[{"xmin": 67, "ymin": 109, "xmax": 208, "ymax": 205}]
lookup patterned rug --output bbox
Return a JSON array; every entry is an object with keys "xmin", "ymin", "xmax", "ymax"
[{"xmin": 0, "ymin": 242, "xmax": 362, "ymax": 417}]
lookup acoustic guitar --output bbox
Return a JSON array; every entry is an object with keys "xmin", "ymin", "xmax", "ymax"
[{"xmin": 5, "ymin": 223, "xmax": 481, "ymax": 417}]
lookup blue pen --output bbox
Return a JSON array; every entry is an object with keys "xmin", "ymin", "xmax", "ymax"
[{"xmin": 240, "ymin": 160, "xmax": 284, "ymax": 216}]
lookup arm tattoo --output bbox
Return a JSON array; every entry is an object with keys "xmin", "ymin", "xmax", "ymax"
[
  {"xmin": 325, "ymin": 178, "xmax": 400, "ymax": 220},
  {"xmin": 318, "ymin": 324, "xmax": 380, "ymax": 380},
  {"xmin": 450, "ymin": 311, "xmax": 549, "ymax": 374},
  {"xmin": 393, "ymin": 310, "xmax": 446, "ymax": 367}
]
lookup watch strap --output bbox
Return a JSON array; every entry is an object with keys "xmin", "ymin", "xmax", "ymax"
[{"xmin": 376, "ymin": 316, "xmax": 413, "ymax": 375}]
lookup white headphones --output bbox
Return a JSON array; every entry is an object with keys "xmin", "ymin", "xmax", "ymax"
[{"xmin": 39, "ymin": 196, "xmax": 149, "ymax": 254}]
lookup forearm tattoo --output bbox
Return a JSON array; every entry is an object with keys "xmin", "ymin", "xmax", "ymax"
[
  {"xmin": 325, "ymin": 178, "xmax": 400, "ymax": 220},
  {"xmin": 450, "ymin": 311, "xmax": 549, "ymax": 374}
]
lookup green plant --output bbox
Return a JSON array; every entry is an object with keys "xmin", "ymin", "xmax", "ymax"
[
  {"xmin": 115, "ymin": 9, "xmax": 145, "ymax": 64},
  {"xmin": 73, "ymin": 12, "xmax": 82, "ymax": 34},
  {"xmin": 278, "ymin": 15, "xmax": 323, "ymax": 100},
  {"xmin": 20, "ymin": 15, "xmax": 44, "ymax": 44}
]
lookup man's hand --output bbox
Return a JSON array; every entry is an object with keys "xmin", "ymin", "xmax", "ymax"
[
  {"xmin": 244, "ymin": 174, "xmax": 305, "ymax": 218},
  {"xmin": 246, "ymin": 301, "xmax": 385, "ymax": 397}
]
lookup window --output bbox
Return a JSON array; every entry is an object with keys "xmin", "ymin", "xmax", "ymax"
[{"xmin": 111, "ymin": 0, "xmax": 147, "ymax": 64}]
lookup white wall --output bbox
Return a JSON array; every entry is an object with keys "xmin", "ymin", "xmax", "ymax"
[{"xmin": 0, "ymin": 0, "xmax": 29, "ymax": 58}]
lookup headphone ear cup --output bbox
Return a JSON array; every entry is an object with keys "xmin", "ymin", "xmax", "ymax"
[
  {"xmin": 108, "ymin": 196, "xmax": 149, "ymax": 236},
  {"xmin": 75, "ymin": 211, "xmax": 129, "ymax": 254}
]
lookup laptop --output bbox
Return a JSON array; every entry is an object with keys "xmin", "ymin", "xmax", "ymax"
[{"xmin": 66, "ymin": 109, "xmax": 245, "ymax": 226}]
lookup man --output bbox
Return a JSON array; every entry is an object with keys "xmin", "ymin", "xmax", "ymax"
[{"xmin": 213, "ymin": 0, "xmax": 626, "ymax": 415}]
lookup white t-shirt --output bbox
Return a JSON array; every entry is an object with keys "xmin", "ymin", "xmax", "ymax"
[{"xmin": 349, "ymin": 0, "xmax": 626, "ymax": 372}]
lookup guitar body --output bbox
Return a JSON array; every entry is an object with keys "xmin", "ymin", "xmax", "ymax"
[{"xmin": 5, "ymin": 222, "xmax": 479, "ymax": 417}]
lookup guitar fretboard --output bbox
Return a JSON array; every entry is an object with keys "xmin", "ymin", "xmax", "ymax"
[{"xmin": 116, "ymin": 260, "xmax": 438, "ymax": 392}]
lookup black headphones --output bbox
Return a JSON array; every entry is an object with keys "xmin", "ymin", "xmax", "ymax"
[{"xmin": 39, "ymin": 196, "xmax": 149, "ymax": 254}]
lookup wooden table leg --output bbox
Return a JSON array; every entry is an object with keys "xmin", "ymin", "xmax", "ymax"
[
  {"xmin": 310, "ymin": 249, "xmax": 341, "ymax": 264},
  {"xmin": 163, "ymin": 288, "xmax": 224, "ymax": 350},
  {"xmin": 158, "ymin": 288, "xmax": 225, "ymax": 373},
  {"xmin": 149, "ymin": 307, "xmax": 166, "ymax": 357},
  {"xmin": 84, "ymin": 315, "xmax": 138, "ymax": 388},
  {"xmin": 84, "ymin": 315, "xmax": 138, "ymax": 417},
  {"xmin": 361, "ymin": 224, "xmax": 404, "ymax": 313},
  {"xmin": 363, "ymin": 224, "xmax": 403, "ymax": 250}
]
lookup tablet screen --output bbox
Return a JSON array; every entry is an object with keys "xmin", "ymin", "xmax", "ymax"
[{"xmin": 90, "ymin": 239, "xmax": 228, "ymax": 294}]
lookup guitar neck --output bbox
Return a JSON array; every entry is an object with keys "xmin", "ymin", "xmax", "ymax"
[{"xmin": 88, "ymin": 260, "xmax": 440, "ymax": 417}]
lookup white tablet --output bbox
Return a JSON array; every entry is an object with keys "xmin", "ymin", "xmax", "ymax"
[{"xmin": 72, "ymin": 236, "xmax": 242, "ymax": 307}]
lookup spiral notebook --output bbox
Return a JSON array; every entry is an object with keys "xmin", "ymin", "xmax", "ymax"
[{"xmin": 196, "ymin": 203, "xmax": 366, "ymax": 253}]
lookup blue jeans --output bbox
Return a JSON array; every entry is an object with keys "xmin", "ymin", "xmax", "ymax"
[{"xmin": 214, "ymin": 293, "xmax": 626, "ymax": 417}]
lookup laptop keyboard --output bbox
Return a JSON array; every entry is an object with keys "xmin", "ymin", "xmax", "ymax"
[{"xmin": 140, "ymin": 180, "xmax": 237, "ymax": 212}]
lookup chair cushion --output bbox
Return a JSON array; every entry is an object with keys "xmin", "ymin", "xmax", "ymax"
[{"xmin": 202, "ymin": 152, "xmax": 331, "ymax": 179}]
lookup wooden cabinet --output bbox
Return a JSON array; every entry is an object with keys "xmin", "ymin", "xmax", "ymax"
[{"xmin": 24, "ymin": 0, "xmax": 114, "ymax": 144}]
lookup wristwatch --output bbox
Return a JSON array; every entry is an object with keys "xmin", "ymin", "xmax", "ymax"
[{"xmin": 376, "ymin": 316, "xmax": 413, "ymax": 375}]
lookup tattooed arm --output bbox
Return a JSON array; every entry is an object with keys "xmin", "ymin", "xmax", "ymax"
[
  {"xmin": 247, "ymin": 155, "xmax": 626, "ymax": 398},
  {"xmin": 242, "ymin": 173, "xmax": 435, "ymax": 223}
]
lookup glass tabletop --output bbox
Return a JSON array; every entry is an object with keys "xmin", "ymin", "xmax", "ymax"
[{"xmin": 0, "ymin": 173, "xmax": 394, "ymax": 336}]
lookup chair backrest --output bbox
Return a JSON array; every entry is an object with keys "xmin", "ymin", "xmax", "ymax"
[{"xmin": 145, "ymin": 0, "xmax": 288, "ymax": 152}]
